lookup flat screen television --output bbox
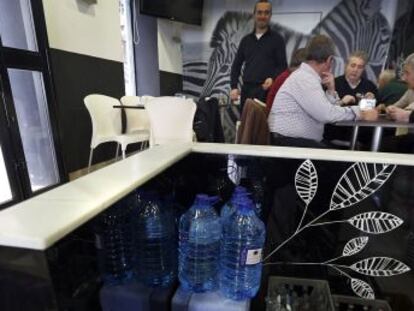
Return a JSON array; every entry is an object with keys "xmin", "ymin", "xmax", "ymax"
[{"xmin": 140, "ymin": 0, "xmax": 203, "ymax": 26}]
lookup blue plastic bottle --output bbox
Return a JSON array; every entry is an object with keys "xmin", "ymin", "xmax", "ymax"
[
  {"xmin": 134, "ymin": 190, "xmax": 176, "ymax": 287},
  {"xmin": 220, "ymin": 198, "xmax": 266, "ymax": 300},
  {"xmin": 97, "ymin": 201, "xmax": 134, "ymax": 285},
  {"xmin": 220, "ymin": 186, "xmax": 248, "ymax": 222},
  {"xmin": 179, "ymin": 194, "xmax": 221, "ymax": 292}
]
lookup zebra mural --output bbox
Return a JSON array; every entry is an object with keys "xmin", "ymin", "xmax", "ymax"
[
  {"xmin": 386, "ymin": 0, "xmax": 414, "ymax": 76},
  {"xmin": 313, "ymin": 0, "xmax": 391, "ymax": 81},
  {"xmin": 182, "ymin": 0, "xmax": 392, "ymax": 142}
]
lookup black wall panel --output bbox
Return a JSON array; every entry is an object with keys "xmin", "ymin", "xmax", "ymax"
[
  {"xmin": 159, "ymin": 70, "xmax": 183, "ymax": 96},
  {"xmin": 49, "ymin": 49, "xmax": 125, "ymax": 173}
]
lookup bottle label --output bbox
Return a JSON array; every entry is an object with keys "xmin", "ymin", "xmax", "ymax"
[{"xmin": 241, "ymin": 248, "xmax": 263, "ymax": 265}]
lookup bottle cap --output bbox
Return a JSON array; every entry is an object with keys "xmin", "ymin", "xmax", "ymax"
[{"xmin": 194, "ymin": 194, "xmax": 218, "ymax": 207}]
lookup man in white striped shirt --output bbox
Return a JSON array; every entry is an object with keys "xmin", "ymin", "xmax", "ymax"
[{"xmin": 268, "ymin": 35, "xmax": 377, "ymax": 148}]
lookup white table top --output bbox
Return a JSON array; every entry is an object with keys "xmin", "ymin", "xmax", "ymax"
[{"xmin": 1, "ymin": 142, "xmax": 414, "ymax": 250}]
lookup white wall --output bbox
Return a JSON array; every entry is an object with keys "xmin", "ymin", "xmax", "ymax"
[
  {"xmin": 43, "ymin": 0, "xmax": 123, "ymax": 62},
  {"xmin": 157, "ymin": 19, "xmax": 183, "ymax": 74}
]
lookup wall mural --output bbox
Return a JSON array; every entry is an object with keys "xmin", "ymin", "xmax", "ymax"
[
  {"xmin": 386, "ymin": 0, "xmax": 414, "ymax": 74},
  {"xmin": 262, "ymin": 160, "xmax": 411, "ymax": 300},
  {"xmin": 182, "ymin": 0, "xmax": 396, "ymax": 142}
]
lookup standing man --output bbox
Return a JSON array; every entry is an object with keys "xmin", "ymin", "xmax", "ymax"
[{"xmin": 230, "ymin": 0, "xmax": 287, "ymax": 111}]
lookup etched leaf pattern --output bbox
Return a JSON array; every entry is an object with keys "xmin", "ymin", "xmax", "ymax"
[
  {"xmin": 269, "ymin": 161, "xmax": 406, "ymax": 301},
  {"xmin": 348, "ymin": 212, "xmax": 403, "ymax": 234},
  {"xmin": 295, "ymin": 160, "xmax": 318, "ymax": 205},
  {"xmin": 351, "ymin": 278, "xmax": 375, "ymax": 300},
  {"xmin": 342, "ymin": 237, "xmax": 369, "ymax": 257},
  {"xmin": 350, "ymin": 257, "xmax": 411, "ymax": 277},
  {"xmin": 330, "ymin": 163, "xmax": 396, "ymax": 210}
]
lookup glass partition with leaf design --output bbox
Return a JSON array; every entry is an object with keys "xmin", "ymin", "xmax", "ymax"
[{"xmin": 0, "ymin": 147, "xmax": 413, "ymax": 310}]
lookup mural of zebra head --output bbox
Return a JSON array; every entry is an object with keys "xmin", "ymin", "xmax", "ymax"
[
  {"xmin": 199, "ymin": 11, "xmax": 253, "ymax": 100},
  {"xmin": 196, "ymin": 12, "xmax": 253, "ymax": 142}
]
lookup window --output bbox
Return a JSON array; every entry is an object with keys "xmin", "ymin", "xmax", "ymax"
[
  {"xmin": 0, "ymin": 0, "xmax": 38, "ymax": 51},
  {"xmin": 0, "ymin": 145, "xmax": 12, "ymax": 204},
  {"xmin": 7, "ymin": 69, "xmax": 59, "ymax": 191},
  {"xmin": 119, "ymin": 0, "xmax": 137, "ymax": 95},
  {"xmin": 0, "ymin": 0, "xmax": 63, "ymax": 208}
]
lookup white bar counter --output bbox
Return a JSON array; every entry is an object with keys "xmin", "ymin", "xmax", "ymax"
[
  {"xmin": 0, "ymin": 142, "xmax": 413, "ymax": 250},
  {"xmin": 0, "ymin": 144, "xmax": 191, "ymax": 250}
]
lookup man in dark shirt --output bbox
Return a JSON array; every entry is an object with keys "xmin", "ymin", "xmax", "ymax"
[
  {"xmin": 324, "ymin": 50, "xmax": 378, "ymax": 145},
  {"xmin": 230, "ymin": 0, "xmax": 287, "ymax": 111},
  {"xmin": 377, "ymin": 69, "xmax": 408, "ymax": 106},
  {"xmin": 334, "ymin": 51, "xmax": 378, "ymax": 102}
]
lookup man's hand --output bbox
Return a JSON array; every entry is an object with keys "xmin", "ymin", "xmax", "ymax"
[
  {"xmin": 341, "ymin": 95, "xmax": 356, "ymax": 106},
  {"xmin": 364, "ymin": 92, "xmax": 375, "ymax": 99},
  {"xmin": 262, "ymin": 78, "xmax": 273, "ymax": 90},
  {"xmin": 321, "ymin": 72, "xmax": 335, "ymax": 91},
  {"xmin": 230, "ymin": 89, "xmax": 240, "ymax": 101},
  {"xmin": 386, "ymin": 106, "xmax": 411, "ymax": 123},
  {"xmin": 376, "ymin": 103, "xmax": 386, "ymax": 113},
  {"xmin": 360, "ymin": 108, "xmax": 378, "ymax": 121}
]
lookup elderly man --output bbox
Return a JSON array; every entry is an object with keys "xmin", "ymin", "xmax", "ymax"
[
  {"xmin": 268, "ymin": 35, "xmax": 377, "ymax": 148},
  {"xmin": 335, "ymin": 51, "xmax": 378, "ymax": 104},
  {"xmin": 380, "ymin": 53, "xmax": 414, "ymax": 153},
  {"xmin": 230, "ymin": 0, "xmax": 287, "ymax": 111},
  {"xmin": 324, "ymin": 51, "xmax": 378, "ymax": 145},
  {"xmin": 387, "ymin": 53, "xmax": 414, "ymax": 112}
]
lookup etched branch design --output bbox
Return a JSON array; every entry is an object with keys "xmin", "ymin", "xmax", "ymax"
[{"xmin": 263, "ymin": 160, "xmax": 411, "ymax": 300}]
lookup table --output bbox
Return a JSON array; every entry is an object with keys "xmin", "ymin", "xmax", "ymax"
[{"xmin": 334, "ymin": 116, "xmax": 414, "ymax": 151}]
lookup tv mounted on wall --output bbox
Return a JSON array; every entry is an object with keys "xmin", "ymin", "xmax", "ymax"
[{"xmin": 140, "ymin": 0, "xmax": 204, "ymax": 26}]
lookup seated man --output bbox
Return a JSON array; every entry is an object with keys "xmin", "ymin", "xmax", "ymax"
[
  {"xmin": 335, "ymin": 51, "xmax": 378, "ymax": 102},
  {"xmin": 382, "ymin": 53, "xmax": 414, "ymax": 153},
  {"xmin": 265, "ymin": 48, "xmax": 307, "ymax": 115},
  {"xmin": 378, "ymin": 69, "xmax": 396, "ymax": 90},
  {"xmin": 267, "ymin": 35, "xmax": 377, "ymax": 148},
  {"xmin": 377, "ymin": 69, "xmax": 408, "ymax": 110},
  {"xmin": 324, "ymin": 51, "xmax": 378, "ymax": 145},
  {"xmin": 388, "ymin": 53, "xmax": 414, "ymax": 110}
]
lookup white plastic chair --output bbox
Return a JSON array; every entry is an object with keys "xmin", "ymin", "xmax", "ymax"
[
  {"xmin": 120, "ymin": 96, "xmax": 151, "ymax": 150},
  {"xmin": 84, "ymin": 94, "xmax": 149, "ymax": 172},
  {"xmin": 144, "ymin": 96, "xmax": 196, "ymax": 146}
]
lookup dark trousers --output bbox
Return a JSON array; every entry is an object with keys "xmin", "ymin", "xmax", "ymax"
[
  {"xmin": 240, "ymin": 83, "xmax": 267, "ymax": 112},
  {"xmin": 270, "ymin": 133, "xmax": 329, "ymax": 149}
]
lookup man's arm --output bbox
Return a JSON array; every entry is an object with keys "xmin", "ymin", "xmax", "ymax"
[
  {"xmin": 274, "ymin": 35, "xmax": 287, "ymax": 77},
  {"xmin": 230, "ymin": 39, "xmax": 245, "ymax": 90},
  {"xmin": 387, "ymin": 106, "xmax": 412, "ymax": 122},
  {"xmin": 393, "ymin": 90, "xmax": 411, "ymax": 108},
  {"xmin": 369, "ymin": 79, "xmax": 378, "ymax": 98},
  {"xmin": 293, "ymin": 77, "xmax": 358, "ymax": 123}
]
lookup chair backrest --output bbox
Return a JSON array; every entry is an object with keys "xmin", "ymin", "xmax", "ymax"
[
  {"xmin": 120, "ymin": 96, "xmax": 150, "ymax": 133},
  {"xmin": 140, "ymin": 95, "xmax": 155, "ymax": 106},
  {"xmin": 120, "ymin": 95, "xmax": 142, "ymax": 107},
  {"xmin": 145, "ymin": 96, "xmax": 196, "ymax": 146},
  {"xmin": 84, "ymin": 94, "xmax": 122, "ymax": 148}
]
